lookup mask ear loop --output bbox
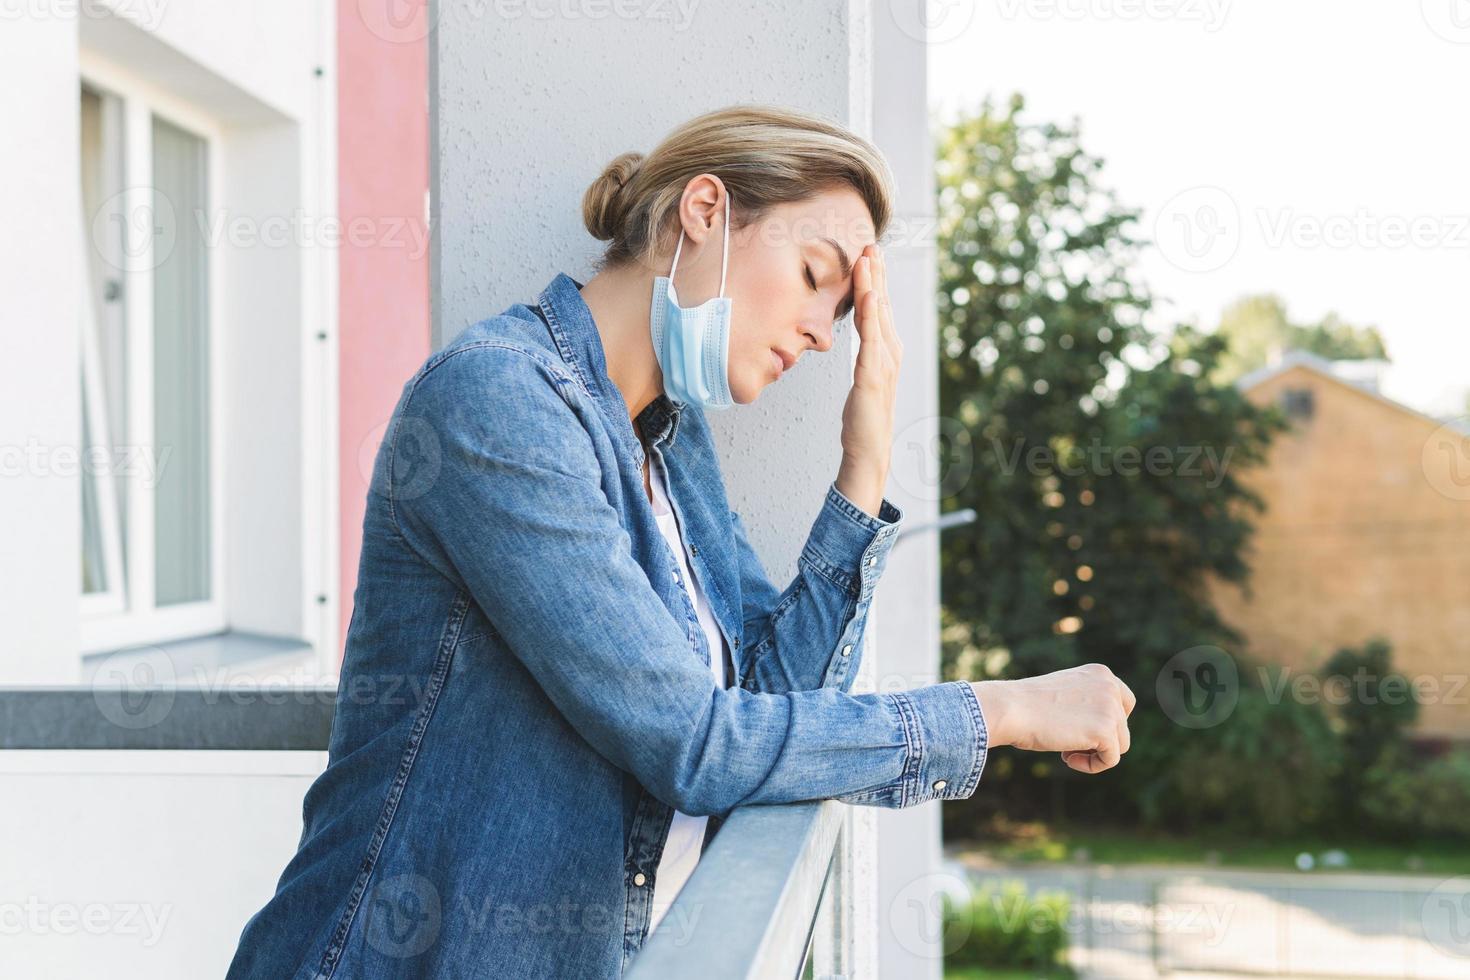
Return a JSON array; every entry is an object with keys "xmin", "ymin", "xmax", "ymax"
[
  {"xmin": 667, "ymin": 186, "xmax": 732, "ymax": 298},
  {"xmin": 716, "ymin": 190, "xmax": 730, "ymax": 299}
]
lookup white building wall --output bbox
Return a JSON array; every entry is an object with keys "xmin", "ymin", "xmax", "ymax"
[
  {"xmin": 0, "ymin": 5, "xmax": 336, "ymax": 976},
  {"xmin": 0, "ymin": 1, "xmax": 338, "ymax": 681},
  {"xmin": 0, "ymin": 13, "xmax": 81, "ymax": 683}
]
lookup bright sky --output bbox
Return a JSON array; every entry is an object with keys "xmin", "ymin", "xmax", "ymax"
[{"xmin": 927, "ymin": 0, "xmax": 1469, "ymax": 419}]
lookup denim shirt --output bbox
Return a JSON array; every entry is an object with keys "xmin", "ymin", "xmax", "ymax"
[{"xmin": 225, "ymin": 272, "xmax": 989, "ymax": 980}]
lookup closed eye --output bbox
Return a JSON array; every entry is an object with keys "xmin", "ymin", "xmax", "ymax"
[{"xmin": 803, "ymin": 264, "xmax": 817, "ymax": 291}]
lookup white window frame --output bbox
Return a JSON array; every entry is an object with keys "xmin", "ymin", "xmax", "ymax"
[{"xmin": 79, "ymin": 56, "xmax": 229, "ymax": 654}]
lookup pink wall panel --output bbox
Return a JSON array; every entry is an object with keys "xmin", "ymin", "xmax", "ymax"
[{"xmin": 335, "ymin": 3, "xmax": 430, "ymax": 660}]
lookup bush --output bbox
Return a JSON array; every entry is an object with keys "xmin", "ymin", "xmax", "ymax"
[
  {"xmin": 1361, "ymin": 749, "xmax": 1470, "ymax": 839},
  {"xmin": 1320, "ymin": 638, "xmax": 1419, "ymax": 814},
  {"xmin": 943, "ymin": 880, "xmax": 1073, "ymax": 974},
  {"xmin": 1127, "ymin": 682, "xmax": 1343, "ymax": 836}
]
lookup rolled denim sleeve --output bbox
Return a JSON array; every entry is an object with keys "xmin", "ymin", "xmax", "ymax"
[
  {"xmin": 835, "ymin": 680, "xmax": 990, "ymax": 807},
  {"xmin": 733, "ymin": 482, "xmax": 903, "ymax": 695},
  {"xmin": 388, "ymin": 343, "xmax": 989, "ymax": 817}
]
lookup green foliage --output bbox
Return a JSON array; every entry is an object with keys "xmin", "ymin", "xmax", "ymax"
[
  {"xmin": 1318, "ymin": 638, "xmax": 1420, "ymax": 815},
  {"xmin": 935, "ymin": 92, "xmax": 1284, "ymax": 699},
  {"xmin": 1124, "ymin": 679, "xmax": 1344, "ymax": 836},
  {"xmin": 1212, "ymin": 293, "xmax": 1389, "ymax": 383},
  {"xmin": 943, "ymin": 881, "xmax": 1073, "ymax": 974},
  {"xmin": 1319, "ymin": 639, "xmax": 1420, "ymax": 763},
  {"xmin": 1361, "ymin": 750, "xmax": 1470, "ymax": 839}
]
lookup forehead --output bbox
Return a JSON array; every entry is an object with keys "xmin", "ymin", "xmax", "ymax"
[{"xmin": 761, "ymin": 186, "xmax": 877, "ymax": 257}]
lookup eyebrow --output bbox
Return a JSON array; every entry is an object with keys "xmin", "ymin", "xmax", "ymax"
[{"xmin": 819, "ymin": 236, "xmax": 857, "ymax": 320}]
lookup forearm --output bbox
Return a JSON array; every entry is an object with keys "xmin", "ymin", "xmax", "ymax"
[
  {"xmin": 835, "ymin": 457, "xmax": 889, "ymax": 520},
  {"xmin": 735, "ymin": 481, "xmax": 903, "ymax": 695}
]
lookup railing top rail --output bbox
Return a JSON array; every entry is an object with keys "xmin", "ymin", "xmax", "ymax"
[{"xmin": 625, "ymin": 799, "xmax": 845, "ymax": 980}]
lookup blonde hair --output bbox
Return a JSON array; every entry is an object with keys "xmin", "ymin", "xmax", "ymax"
[{"xmin": 581, "ymin": 103, "xmax": 895, "ymax": 272}]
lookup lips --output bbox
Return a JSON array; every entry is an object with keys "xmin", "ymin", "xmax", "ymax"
[{"xmin": 771, "ymin": 348, "xmax": 796, "ymax": 374}]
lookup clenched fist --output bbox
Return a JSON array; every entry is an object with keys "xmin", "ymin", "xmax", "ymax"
[{"xmin": 971, "ymin": 663, "xmax": 1137, "ymax": 774}]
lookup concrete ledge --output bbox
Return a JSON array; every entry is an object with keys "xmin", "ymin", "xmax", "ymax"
[{"xmin": 0, "ymin": 686, "xmax": 336, "ymax": 750}]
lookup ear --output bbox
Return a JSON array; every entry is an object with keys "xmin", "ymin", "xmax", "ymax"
[{"xmin": 677, "ymin": 173, "xmax": 728, "ymax": 245}]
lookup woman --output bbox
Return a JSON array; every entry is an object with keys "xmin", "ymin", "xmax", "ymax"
[{"xmin": 226, "ymin": 104, "xmax": 1134, "ymax": 980}]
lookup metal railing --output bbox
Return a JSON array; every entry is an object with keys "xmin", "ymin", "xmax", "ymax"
[{"xmin": 626, "ymin": 799, "xmax": 846, "ymax": 979}]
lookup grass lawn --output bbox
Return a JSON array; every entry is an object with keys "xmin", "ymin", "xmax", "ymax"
[
  {"xmin": 952, "ymin": 823, "xmax": 1470, "ymax": 876},
  {"xmin": 945, "ymin": 969, "xmax": 1074, "ymax": 980}
]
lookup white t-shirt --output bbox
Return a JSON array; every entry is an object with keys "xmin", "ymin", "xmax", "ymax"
[{"xmin": 645, "ymin": 452, "xmax": 728, "ymax": 935}]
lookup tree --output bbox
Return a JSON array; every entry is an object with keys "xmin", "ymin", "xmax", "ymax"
[
  {"xmin": 1212, "ymin": 293, "xmax": 1388, "ymax": 383},
  {"xmin": 936, "ymin": 93, "xmax": 1283, "ymax": 696}
]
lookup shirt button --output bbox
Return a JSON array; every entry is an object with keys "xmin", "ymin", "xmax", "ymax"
[
  {"xmin": 690, "ymin": 544, "xmax": 699, "ymax": 556},
  {"xmin": 932, "ymin": 779, "xmax": 947, "ymax": 792},
  {"xmin": 841, "ymin": 644, "xmax": 853, "ymax": 657},
  {"xmin": 633, "ymin": 872, "xmax": 647, "ymax": 887}
]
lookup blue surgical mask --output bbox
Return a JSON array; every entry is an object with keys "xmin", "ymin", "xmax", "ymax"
[{"xmin": 649, "ymin": 191, "xmax": 733, "ymax": 410}]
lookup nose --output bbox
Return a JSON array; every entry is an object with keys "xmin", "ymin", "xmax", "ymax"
[{"xmin": 804, "ymin": 320, "xmax": 834, "ymax": 354}]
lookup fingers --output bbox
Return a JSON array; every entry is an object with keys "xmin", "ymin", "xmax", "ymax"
[
  {"xmin": 853, "ymin": 244, "xmax": 900, "ymax": 360},
  {"xmin": 853, "ymin": 254, "xmax": 877, "ymax": 343},
  {"xmin": 1063, "ymin": 702, "xmax": 1130, "ymax": 775},
  {"xmin": 866, "ymin": 244, "xmax": 901, "ymax": 356},
  {"xmin": 1115, "ymin": 675, "xmax": 1137, "ymax": 716},
  {"xmin": 1061, "ymin": 748, "xmax": 1116, "ymax": 774}
]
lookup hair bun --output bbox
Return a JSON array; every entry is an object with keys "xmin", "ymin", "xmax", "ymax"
[{"xmin": 582, "ymin": 151, "xmax": 644, "ymax": 241}]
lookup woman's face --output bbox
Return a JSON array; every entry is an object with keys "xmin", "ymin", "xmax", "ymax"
[{"xmin": 664, "ymin": 180, "xmax": 878, "ymax": 405}]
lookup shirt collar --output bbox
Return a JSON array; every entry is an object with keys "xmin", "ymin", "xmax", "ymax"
[{"xmin": 535, "ymin": 272, "xmax": 685, "ymax": 451}]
